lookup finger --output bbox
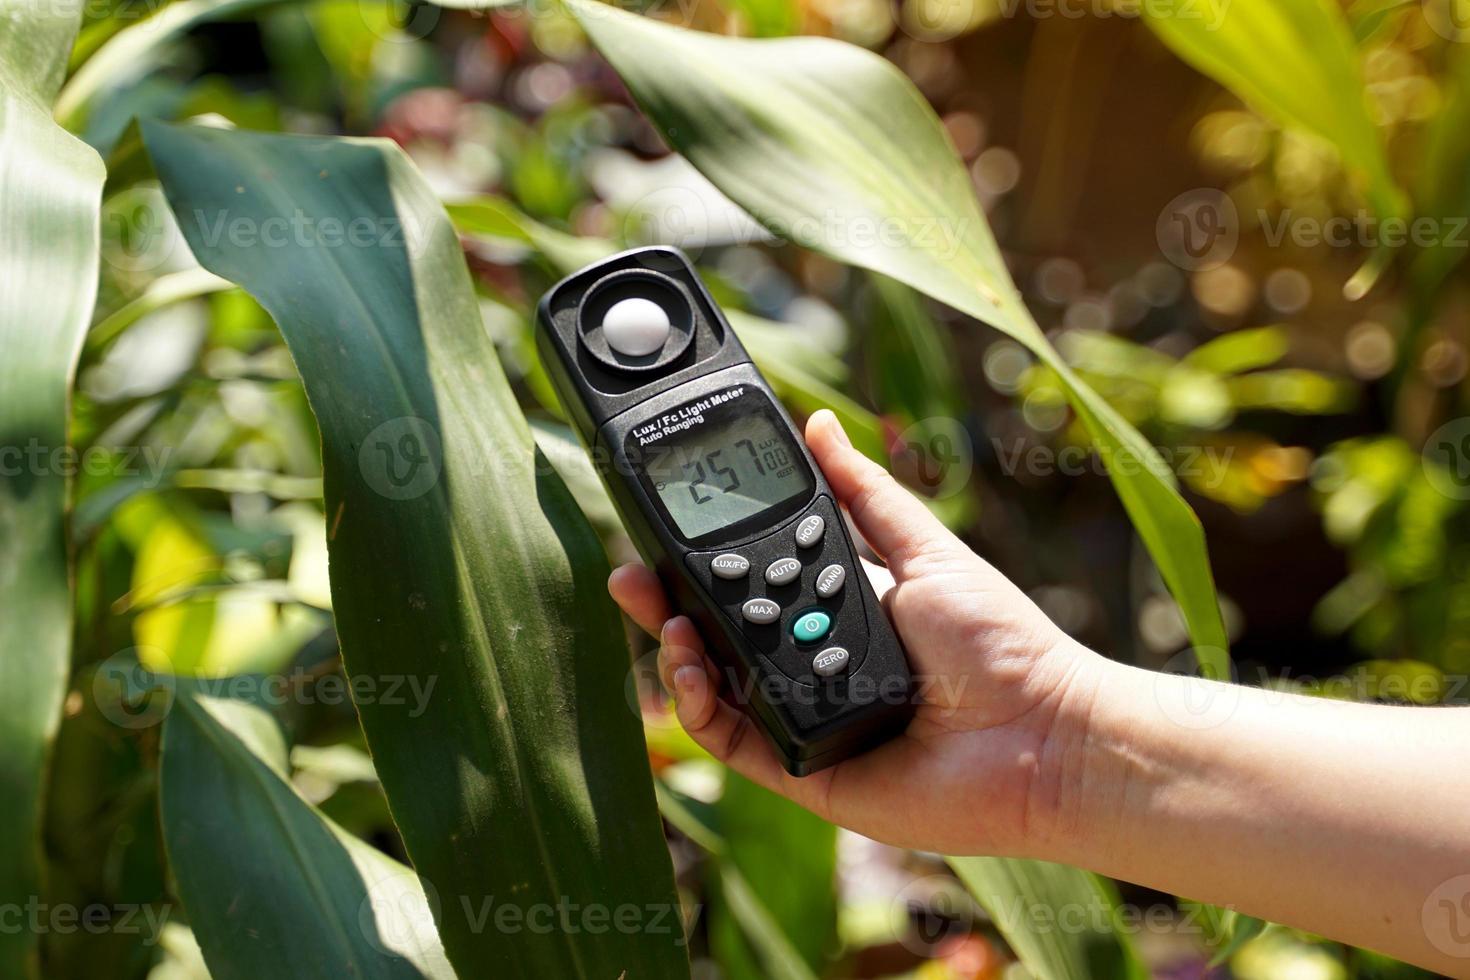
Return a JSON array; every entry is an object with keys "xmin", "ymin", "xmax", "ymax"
[
  {"xmin": 657, "ymin": 616, "xmax": 706, "ymax": 693},
  {"xmin": 805, "ymin": 410, "xmax": 964, "ymax": 573},
  {"xmin": 667, "ymin": 655, "xmax": 792, "ymax": 793},
  {"xmin": 608, "ymin": 564, "xmax": 670, "ymax": 638}
]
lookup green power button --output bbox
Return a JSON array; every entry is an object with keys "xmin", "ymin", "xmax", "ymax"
[{"xmin": 791, "ymin": 609, "xmax": 832, "ymax": 644}]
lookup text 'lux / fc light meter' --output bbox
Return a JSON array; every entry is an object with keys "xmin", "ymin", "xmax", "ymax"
[{"xmin": 536, "ymin": 247, "xmax": 914, "ymax": 775}]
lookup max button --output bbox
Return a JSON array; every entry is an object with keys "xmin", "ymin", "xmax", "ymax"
[
  {"xmin": 710, "ymin": 554, "xmax": 750, "ymax": 580},
  {"xmin": 741, "ymin": 598, "xmax": 781, "ymax": 625}
]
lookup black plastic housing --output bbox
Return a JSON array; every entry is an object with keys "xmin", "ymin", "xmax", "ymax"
[{"xmin": 536, "ymin": 247, "xmax": 913, "ymax": 775}]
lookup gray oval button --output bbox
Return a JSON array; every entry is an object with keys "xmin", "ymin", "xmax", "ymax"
[
  {"xmin": 795, "ymin": 515, "xmax": 825, "ymax": 548},
  {"xmin": 765, "ymin": 557, "xmax": 801, "ymax": 586},
  {"xmin": 815, "ymin": 563, "xmax": 846, "ymax": 598},
  {"xmin": 812, "ymin": 646, "xmax": 850, "ymax": 677},
  {"xmin": 741, "ymin": 598, "xmax": 781, "ymax": 625},
  {"xmin": 710, "ymin": 554, "xmax": 750, "ymax": 580}
]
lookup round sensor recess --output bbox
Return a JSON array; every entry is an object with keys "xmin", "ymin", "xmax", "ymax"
[{"xmin": 602, "ymin": 297, "xmax": 672, "ymax": 357}]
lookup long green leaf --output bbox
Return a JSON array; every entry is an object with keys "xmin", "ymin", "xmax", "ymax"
[
  {"xmin": 143, "ymin": 122, "xmax": 689, "ymax": 979},
  {"xmin": 54, "ymin": 0, "xmax": 295, "ymax": 130},
  {"xmin": 161, "ymin": 690, "xmax": 453, "ymax": 979},
  {"xmin": 0, "ymin": 4, "xmax": 106, "ymax": 977},
  {"xmin": 710, "ymin": 774, "xmax": 836, "ymax": 980},
  {"xmin": 1139, "ymin": 0, "xmax": 1406, "ymax": 294},
  {"xmin": 654, "ymin": 781, "xmax": 819, "ymax": 980},
  {"xmin": 563, "ymin": 0, "xmax": 1229, "ymax": 672},
  {"xmin": 950, "ymin": 857, "xmax": 1147, "ymax": 980}
]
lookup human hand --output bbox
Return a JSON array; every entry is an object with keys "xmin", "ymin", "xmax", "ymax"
[{"xmin": 609, "ymin": 409, "xmax": 1105, "ymax": 857}]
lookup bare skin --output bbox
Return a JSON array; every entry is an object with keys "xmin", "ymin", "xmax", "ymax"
[{"xmin": 609, "ymin": 409, "xmax": 1470, "ymax": 977}]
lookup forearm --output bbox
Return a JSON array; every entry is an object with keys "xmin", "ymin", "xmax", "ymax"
[{"xmin": 1047, "ymin": 651, "xmax": 1470, "ymax": 976}]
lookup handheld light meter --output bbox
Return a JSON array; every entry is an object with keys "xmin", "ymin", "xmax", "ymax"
[{"xmin": 536, "ymin": 247, "xmax": 914, "ymax": 775}]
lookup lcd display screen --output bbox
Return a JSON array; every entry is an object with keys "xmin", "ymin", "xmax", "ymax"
[{"xmin": 643, "ymin": 412, "xmax": 813, "ymax": 540}]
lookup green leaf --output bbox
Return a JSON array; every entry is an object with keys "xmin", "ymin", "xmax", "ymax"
[
  {"xmin": 1139, "ymin": 0, "xmax": 1406, "ymax": 293},
  {"xmin": 564, "ymin": 0, "xmax": 1230, "ymax": 672},
  {"xmin": 1209, "ymin": 909, "xmax": 1267, "ymax": 966},
  {"xmin": 87, "ymin": 267, "xmax": 232, "ymax": 355},
  {"xmin": 54, "ymin": 0, "xmax": 295, "ymax": 130},
  {"xmin": 143, "ymin": 122, "xmax": 689, "ymax": 979},
  {"xmin": 1411, "ymin": 44, "xmax": 1470, "ymax": 296},
  {"xmin": 0, "ymin": 3, "xmax": 106, "ymax": 976},
  {"xmin": 161, "ymin": 690, "xmax": 453, "ymax": 979},
  {"xmin": 729, "ymin": 311, "xmax": 887, "ymax": 464},
  {"xmin": 709, "ymin": 774, "xmax": 836, "ymax": 980},
  {"xmin": 949, "ymin": 857, "xmax": 1146, "ymax": 980},
  {"xmin": 865, "ymin": 274, "xmax": 964, "ymax": 422},
  {"xmin": 654, "ymin": 779, "xmax": 819, "ymax": 980},
  {"xmin": 1181, "ymin": 326, "xmax": 1289, "ymax": 376}
]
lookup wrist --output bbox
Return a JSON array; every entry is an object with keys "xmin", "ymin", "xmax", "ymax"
[
  {"xmin": 1012, "ymin": 639, "xmax": 1115, "ymax": 864},
  {"xmin": 1020, "ymin": 650, "xmax": 1175, "ymax": 869}
]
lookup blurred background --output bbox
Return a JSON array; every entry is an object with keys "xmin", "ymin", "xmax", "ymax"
[{"xmin": 63, "ymin": 0, "xmax": 1470, "ymax": 977}]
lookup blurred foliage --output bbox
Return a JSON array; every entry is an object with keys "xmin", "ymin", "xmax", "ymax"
[{"xmin": 9, "ymin": 0, "xmax": 1470, "ymax": 975}]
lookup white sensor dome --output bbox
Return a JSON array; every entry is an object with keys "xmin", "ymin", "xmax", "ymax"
[{"xmin": 601, "ymin": 297, "xmax": 671, "ymax": 357}]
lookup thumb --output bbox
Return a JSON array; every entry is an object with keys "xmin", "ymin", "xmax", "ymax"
[{"xmin": 804, "ymin": 409, "xmax": 966, "ymax": 576}]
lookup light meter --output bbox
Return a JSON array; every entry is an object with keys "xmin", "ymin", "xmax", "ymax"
[{"xmin": 536, "ymin": 247, "xmax": 913, "ymax": 775}]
